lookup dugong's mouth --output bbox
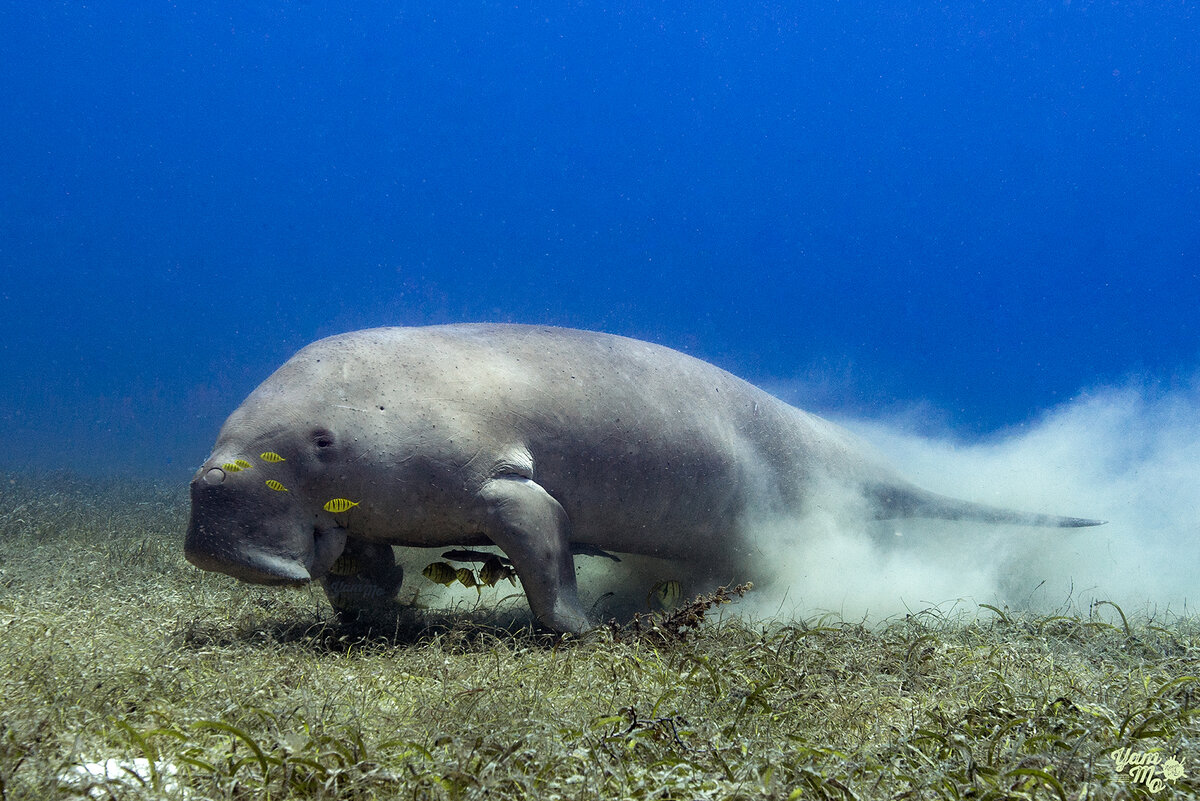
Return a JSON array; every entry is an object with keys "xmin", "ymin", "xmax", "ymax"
[
  {"xmin": 243, "ymin": 552, "xmax": 313, "ymax": 584},
  {"xmin": 184, "ymin": 524, "xmax": 348, "ymax": 586},
  {"xmin": 184, "ymin": 541, "xmax": 313, "ymax": 586},
  {"xmin": 228, "ymin": 527, "xmax": 348, "ymax": 584}
]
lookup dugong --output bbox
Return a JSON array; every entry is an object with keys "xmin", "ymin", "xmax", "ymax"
[{"xmin": 185, "ymin": 324, "xmax": 1101, "ymax": 633}]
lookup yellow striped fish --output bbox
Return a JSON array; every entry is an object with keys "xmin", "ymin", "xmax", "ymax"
[
  {"xmin": 330, "ymin": 553, "xmax": 358, "ymax": 576},
  {"xmin": 233, "ymin": 459, "xmax": 252, "ymax": 470},
  {"xmin": 422, "ymin": 562, "xmax": 457, "ymax": 586},
  {"xmin": 221, "ymin": 462, "xmax": 242, "ymax": 472},
  {"xmin": 479, "ymin": 555, "xmax": 516, "ymax": 587},
  {"xmin": 260, "ymin": 452, "xmax": 286, "ymax": 463},
  {"xmin": 455, "ymin": 567, "xmax": 478, "ymax": 589},
  {"xmin": 648, "ymin": 580, "xmax": 682, "ymax": 611},
  {"xmin": 323, "ymin": 498, "xmax": 360, "ymax": 514},
  {"xmin": 265, "ymin": 480, "xmax": 288, "ymax": 492}
]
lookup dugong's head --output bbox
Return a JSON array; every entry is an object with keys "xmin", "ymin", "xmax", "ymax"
[{"xmin": 185, "ymin": 397, "xmax": 350, "ymax": 586}]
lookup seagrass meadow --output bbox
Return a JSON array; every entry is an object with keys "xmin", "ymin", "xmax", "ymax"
[{"xmin": 0, "ymin": 473, "xmax": 1196, "ymax": 800}]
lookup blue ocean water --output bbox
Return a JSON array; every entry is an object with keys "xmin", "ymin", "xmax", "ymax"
[{"xmin": 1, "ymin": 1, "xmax": 1196, "ymax": 480}]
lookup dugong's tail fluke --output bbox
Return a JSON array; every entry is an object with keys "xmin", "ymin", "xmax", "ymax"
[{"xmin": 865, "ymin": 483, "xmax": 1106, "ymax": 528}]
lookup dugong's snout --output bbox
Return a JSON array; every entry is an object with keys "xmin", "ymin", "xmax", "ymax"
[
  {"xmin": 184, "ymin": 463, "xmax": 348, "ymax": 586},
  {"xmin": 184, "ymin": 516, "xmax": 314, "ymax": 585}
]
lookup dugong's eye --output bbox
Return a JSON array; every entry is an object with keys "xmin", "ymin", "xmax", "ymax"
[{"xmin": 312, "ymin": 429, "xmax": 335, "ymax": 449}]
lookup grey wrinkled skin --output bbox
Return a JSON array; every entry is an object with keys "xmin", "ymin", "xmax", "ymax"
[{"xmin": 185, "ymin": 324, "xmax": 1102, "ymax": 633}]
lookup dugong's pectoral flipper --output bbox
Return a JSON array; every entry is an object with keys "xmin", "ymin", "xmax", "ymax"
[{"xmin": 480, "ymin": 475, "xmax": 592, "ymax": 634}]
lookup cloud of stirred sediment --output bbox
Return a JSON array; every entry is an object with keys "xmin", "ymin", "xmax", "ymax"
[
  {"xmin": 740, "ymin": 379, "xmax": 1200, "ymax": 624},
  {"xmin": 402, "ymin": 378, "xmax": 1199, "ymax": 628}
]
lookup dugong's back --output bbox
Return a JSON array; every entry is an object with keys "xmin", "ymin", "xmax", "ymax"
[{"xmin": 261, "ymin": 324, "xmax": 851, "ymax": 557}]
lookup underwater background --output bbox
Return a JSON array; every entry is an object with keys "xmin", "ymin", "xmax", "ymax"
[
  {"xmin": 3, "ymin": 1, "xmax": 1197, "ymax": 477},
  {"xmin": 2, "ymin": 2, "xmax": 1198, "ymax": 614}
]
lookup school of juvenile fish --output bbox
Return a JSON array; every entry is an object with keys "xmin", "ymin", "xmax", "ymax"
[
  {"xmin": 214, "ymin": 452, "xmax": 367, "ymax": 516},
  {"xmin": 420, "ymin": 556, "xmax": 518, "ymax": 591}
]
